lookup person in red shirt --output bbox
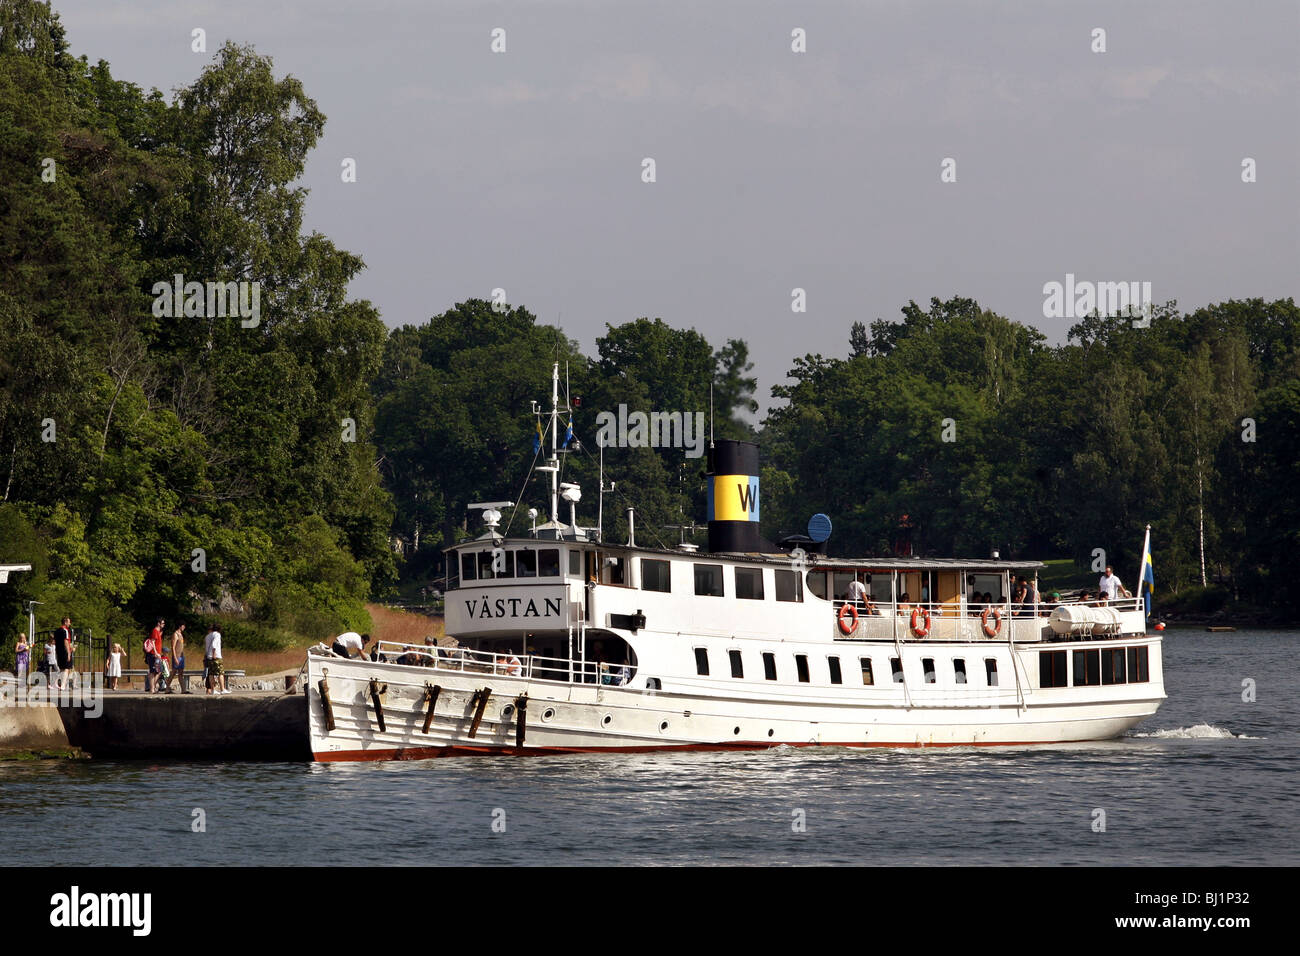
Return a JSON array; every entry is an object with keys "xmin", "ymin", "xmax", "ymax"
[{"xmin": 144, "ymin": 618, "xmax": 165, "ymax": 692}]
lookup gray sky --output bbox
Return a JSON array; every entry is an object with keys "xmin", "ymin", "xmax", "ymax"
[{"xmin": 53, "ymin": 0, "xmax": 1300, "ymax": 416}]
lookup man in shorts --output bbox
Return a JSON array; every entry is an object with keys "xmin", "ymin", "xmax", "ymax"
[{"xmin": 204, "ymin": 627, "xmax": 229, "ymax": 695}]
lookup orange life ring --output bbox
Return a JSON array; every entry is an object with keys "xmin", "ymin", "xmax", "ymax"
[
  {"xmin": 837, "ymin": 602, "xmax": 859, "ymax": 635},
  {"xmin": 980, "ymin": 606, "xmax": 1002, "ymax": 637},
  {"xmin": 909, "ymin": 606, "xmax": 931, "ymax": 638}
]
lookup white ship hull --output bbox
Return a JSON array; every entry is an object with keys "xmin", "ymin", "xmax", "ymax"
[{"xmin": 307, "ymin": 636, "xmax": 1164, "ymax": 761}]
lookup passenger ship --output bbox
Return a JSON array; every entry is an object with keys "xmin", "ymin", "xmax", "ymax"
[{"xmin": 306, "ymin": 367, "xmax": 1165, "ymax": 761}]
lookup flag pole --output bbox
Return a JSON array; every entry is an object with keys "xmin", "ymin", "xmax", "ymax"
[{"xmin": 1139, "ymin": 524, "xmax": 1151, "ymax": 618}]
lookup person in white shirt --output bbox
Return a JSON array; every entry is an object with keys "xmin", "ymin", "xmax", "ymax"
[
  {"xmin": 845, "ymin": 578, "xmax": 868, "ymax": 605},
  {"xmin": 1098, "ymin": 566, "xmax": 1126, "ymax": 600},
  {"xmin": 331, "ymin": 631, "xmax": 370, "ymax": 660},
  {"xmin": 204, "ymin": 629, "xmax": 228, "ymax": 695}
]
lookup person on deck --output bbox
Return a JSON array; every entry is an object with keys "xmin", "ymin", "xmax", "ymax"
[
  {"xmin": 1098, "ymin": 566, "xmax": 1125, "ymax": 600},
  {"xmin": 331, "ymin": 631, "xmax": 370, "ymax": 660},
  {"xmin": 846, "ymin": 578, "xmax": 869, "ymax": 608},
  {"xmin": 1014, "ymin": 577, "xmax": 1039, "ymax": 617}
]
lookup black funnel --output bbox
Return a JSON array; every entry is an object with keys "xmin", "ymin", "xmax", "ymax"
[{"xmin": 706, "ymin": 440, "xmax": 768, "ymax": 553}]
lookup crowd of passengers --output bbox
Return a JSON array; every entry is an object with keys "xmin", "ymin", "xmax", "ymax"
[{"xmin": 841, "ymin": 571, "xmax": 1134, "ymax": 619}]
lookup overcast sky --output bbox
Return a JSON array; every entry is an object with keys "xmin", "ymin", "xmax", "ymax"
[{"xmin": 52, "ymin": 0, "xmax": 1300, "ymax": 416}]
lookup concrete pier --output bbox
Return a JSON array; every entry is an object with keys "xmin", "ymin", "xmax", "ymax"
[{"xmin": 1, "ymin": 690, "xmax": 309, "ymax": 760}]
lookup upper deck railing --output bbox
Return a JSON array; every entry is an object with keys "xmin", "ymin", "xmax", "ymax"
[{"xmin": 832, "ymin": 596, "xmax": 1145, "ymax": 642}]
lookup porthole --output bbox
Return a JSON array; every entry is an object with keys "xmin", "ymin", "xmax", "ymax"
[
  {"xmin": 541, "ymin": 707, "xmax": 555, "ymax": 722},
  {"xmin": 601, "ymin": 714, "xmax": 613, "ymax": 727},
  {"xmin": 659, "ymin": 720, "xmax": 669, "ymax": 733},
  {"xmin": 501, "ymin": 704, "xmax": 514, "ymax": 719},
  {"xmin": 767, "ymin": 729, "xmax": 774, "ymax": 737},
  {"xmin": 733, "ymin": 726, "xmax": 741, "ymax": 735}
]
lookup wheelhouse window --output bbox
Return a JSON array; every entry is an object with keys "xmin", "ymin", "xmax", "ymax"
[
  {"xmin": 642, "ymin": 559, "xmax": 672, "ymax": 593},
  {"xmin": 954, "ymin": 658, "xmax": 967, "ymax": 684},
  {"xmin": 1039, "ymin": 650, "xmax": 1068, "ymax": 688},
  {"xmin": 985, "ymin": 659, "xmax": 999, "ymax": 686},
  {"xmin": 461, "ymin": 552, "xmax": 477, "ymax": 582},
  {"xmin": 762, "ymin": 652, "xmax": 777, "ymax": 681},
  {"xmin": 477, "ymin": 550, "xmax": 504, "ymax": 579},
  {"xmin": 860, "ymin": 658, "xmax": 874, "ymax": 686},
  {"xmin": 694, "ymin": 564, "xmax": 724, "ymax": 597},
  {"xmin": 728, "ymin": 649, "xmax": 744, "ymax": 678},
  {"xmin": 890, "ymin": 657, "xmax": 903, "ymax": 683},
  {"xmin": 795, "ymin": 654, "xmax": 810, "ymax": 683},
  {"xmin": 1073, "ymin": 649, "xmax": 1101, "ymax": 686},
  {"xmin": 735, "ymin": 567, "xmax": 764, "ymax": 600},
  {"xmin": 569, "ymin": 549, "xmax": 581, "ymax": 575},
  {"xmin": 828, "ymin": 656, "xmax": 842, "ymax": 685},
  {"xmin": 538, "ymin": 548, "xmax": 560, "ymax": 577},
  {"xmin": 694, "ymin": 647, "xmax": 710, "ymax": 676},
  {"xmin": 775, "ymin": 569, "xmax": 803, "ymax": 602},
  {"xmin": 516, "ymin": 549, "xmax": 538, "ymax": 578},
  {"xmin": 1127, "ymin": 645, "xmax": 1150, "ymax": 683}
]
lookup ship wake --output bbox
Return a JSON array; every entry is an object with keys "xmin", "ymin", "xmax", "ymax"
[{"xmin": 1128, "ymin": 723, "xmax": 1260, "ymax": 740}]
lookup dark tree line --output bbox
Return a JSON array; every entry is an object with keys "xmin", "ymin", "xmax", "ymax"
[{"xmin": 762, "ymin": 296, "xmax": 1300, "ymax": 617}]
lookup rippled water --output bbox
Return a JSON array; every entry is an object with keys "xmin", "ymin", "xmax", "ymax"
[{"xmin": 3, "ymin": 629, "xmax": 1295, "ymax": 865}]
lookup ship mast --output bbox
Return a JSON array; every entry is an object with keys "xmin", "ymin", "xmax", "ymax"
[{"xmin": 549, "ymin": 361, "xmax": 560, "ymax": 525}]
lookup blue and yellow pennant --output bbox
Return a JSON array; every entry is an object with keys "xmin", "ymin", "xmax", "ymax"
[{"xmin": 1140, "ymin": 527, "xmax": 1155, "ymax": 616}]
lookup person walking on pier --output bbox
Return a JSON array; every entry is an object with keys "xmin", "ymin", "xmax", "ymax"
[
  {"xmin": 106, "ymin": 642, "xmax": 123, "ymax": 690},
  {"xmin": 54, "ymin": 618, "xmax": 74, "ymax": 690},
  {"xmin": 204, "ymin": 627, "xmax": 228, "ymax": 695},
  {"xmin": 15, "ymin": 633, "xmax": 29, "ymax": 686},
  {"xmin": 144, "ymin": 619, "xmax": 164, "ymax": 692},
  {"xmin": 168, "ymin": 623, "xmax": 188, "ymax": 693},
  {"xmin": 42, "ymin": 634, "xmax": 58, "ymax": 686}
]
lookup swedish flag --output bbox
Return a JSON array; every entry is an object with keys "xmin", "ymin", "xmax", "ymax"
[
  {"xmin": 1140, "ymin": 526, "xmax": 1155, "ymax": 616},
  {"xmin": 532, "ymin": 418, "xmax": 543, "ymax": 454},
  {"xmin": 562, "ymin": 415, "xmax": 575, "ymax": 449}
]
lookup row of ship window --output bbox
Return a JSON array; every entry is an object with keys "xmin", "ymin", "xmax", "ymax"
[
  {"xmin": 453, "ymin": 547, "xmax": 803, "ymax": 600},
  {"xmin": 693, "ymin": 647, "xmax": 1000, "ymax": 686},
  {"xmin": 1039, "ymin": 647, "xmax": 1151, "ymax": 687},
  {"xmin": 691, "ymin": 645, "xmax": 1152, "ymax": 688}
]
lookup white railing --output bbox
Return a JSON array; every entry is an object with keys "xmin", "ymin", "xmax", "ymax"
[{"xmin": 370, "ymin": 642, "xmax": 634, "ymax": 686}]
